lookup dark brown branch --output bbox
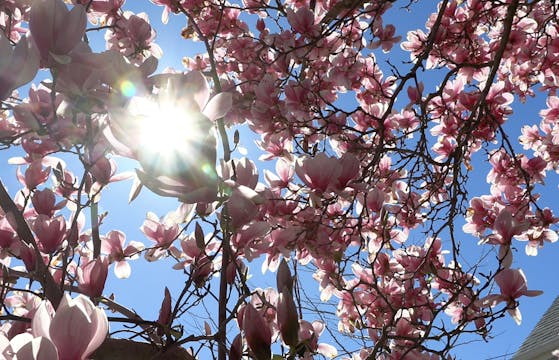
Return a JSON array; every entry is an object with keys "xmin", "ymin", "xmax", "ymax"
[{"xmin": 92, "ymin": 338, "xmax": 196, "ymax": 360}]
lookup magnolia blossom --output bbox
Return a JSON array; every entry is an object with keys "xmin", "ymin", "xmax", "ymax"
[
  {"xmin": 108, "ymin": 70, "xmax": 232, "ymax": 203},
  {"xmin": 105, "ymin": 11, "xmax": 161, "ymax": 64},
  {"xmin": 298, "ymin": 320, "xmax": 338, "ymax": 358},
  {"xmin": 0, "ymin": 34, "xmax": 39, "ymax": 100},
  {"xmin": 101, "ymin": 230, "xmax": 144, "ymax": 279},
  {"xmin": 32, "ymin": 215, "xmax": 67, "ymax": 254},
  {"xmin": 1, "ymin": 295, "xmax": 108, "ymax": 360},
  {"xmin": 482, "ymin": 268, "xmax": 543, "ymax": 325},
  {"xmin": 77, "ymin": 257, "xmax": 109, "ymax": 297},
  {"xmin": 241, "ymin": 303, "xmax": 271, "ymax": 360},
  {"xmin": 156, "ymin": 287, "xmax": 172, "ymax": 331},
  {"xmin": 141, "ymin": 211, "xmax": 181, "ymax": 260},
  {"xmin": 29, "ymin": 0, "xmax": 86, "ymax": 65}
]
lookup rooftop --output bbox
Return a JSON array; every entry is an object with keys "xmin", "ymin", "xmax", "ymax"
[{"xmin": 513, "ymin": 296, "xmax": 559, "ymax": 360}]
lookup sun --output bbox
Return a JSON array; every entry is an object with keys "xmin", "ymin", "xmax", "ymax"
[
  {"xmin": 132, "ymin": 97, "xmax": 196, "ymax": 154},
  {"xmin": 125, "ymin": 93, "xmax": 207, "ymax": 176},
  {"xmin": 110, "ymin": 76, "xmax": 221, "ymax": 185}
]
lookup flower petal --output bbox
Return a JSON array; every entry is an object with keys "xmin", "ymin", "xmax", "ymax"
[
  {"xmin": 31, "ymin": 301, "xmax": 53, "ymax": 339},
  {"xmin": 203, "ymin": 92, "xmax": 232, "ymax": 122},
  {"xmin": 16, "ymin": 336, "xmax": 59, "ymax": 360},
  {"xmin": 115, "ymin": 260, "xmax": 131, "ymax": 279}
]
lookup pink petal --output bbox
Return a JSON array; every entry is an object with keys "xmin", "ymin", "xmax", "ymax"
[
  {"xmin": 82, "ymin": 306, "xmax": 108, "ymax": 359},
  {"xmin": 109, "ymin": 171, "xmax": 134, "ymax": 182},
  {"xmin": 480, "ymin": 294, "xmax": 504, "ymax": 307},
  {"xmin": 16, "ymin": 336, "xmax": 59, "ymax": 360},
  {"xmin": 49, "ymin": 297, "xmax": 93, "ymax": 360},
  {"xmin": 128, "ymin": 176, "xmax": 143, "ymax": 203},
  {"xmin": 53, "ymin": 4, "xmax": 86, "ymax": 55},
  {"xmin": 123, "ymin": 241, "xmax": 145, "ymax": 257},
  {"xmin": 498, "ymin": 245, "xmax": 513, "ymax": 268},
  {"xmin": 31, "ymin": 301, "xmax": 53, "ymax": 339},
  {"xmin": 318, "ymin": 343, "xmax": 338, "ymax": 358},
  {"xmin": 203, "ymin": 92, "xmax": 232, "ymax": 122},
  {"xmin": 10, "ymin": 36, "xmax": 40, "ymax": 89},
  {"xmin": 30, "ymin": 0, "xmax": 62, "ymax": 58},
  {"xmin": 508, "ymin": 307, "xmax": 522, "ymax": 325},
  {"xmin": 7, "ymin": 333, "xmax": 34, "ymax": 354},
  {"xmin": 115, "ymin": 260, "xmax": 131, "ymax": 279},
  {"xmin": 0, "ymin": 334, "xmax": 9, "ymax": 355},
  {"xmin": 184, "ymin": 71, "xmax": 209, "ymax": 110},
  {"xmin": 525, "ymin": 290, "xmax": 544, "ymax": 297}
]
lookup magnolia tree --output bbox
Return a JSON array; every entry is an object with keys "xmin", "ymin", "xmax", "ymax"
[{"xmin": 0, "ymin": 0, "xmax": 557, "ymax": 358}]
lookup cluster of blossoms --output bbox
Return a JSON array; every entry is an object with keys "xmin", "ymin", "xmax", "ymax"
[
  {"xmin": 0, "ymin": 294, "xmax": 107, "ymax": 360},
  {"xmin": 0, "ymin": 0, "xmax": 558, "ymax": 359}
]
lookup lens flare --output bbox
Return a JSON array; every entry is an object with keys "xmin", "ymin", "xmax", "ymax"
[
  {"xmin": 120, "ymin": 80, "xmax": 136, "ymax": 98},
  {"xmin": 201, "ymin": 163, "xmax": 217, "ymax": 178}
]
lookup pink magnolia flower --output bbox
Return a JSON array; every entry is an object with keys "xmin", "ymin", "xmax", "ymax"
[
  {"xmin": 0, "ymin": 33, "xmax": 39, "ymax": 100},
  {"xmin": 401, "ymin": 29, "xmax": 428, "ymax": 61},
  {"xmin": 32, "ymin": 215, "xmax": 67, "ymax": 254},
  {"xmin": 105, "ymin": 11, "xmax": 162, "ymax": 64},
  {"xmin": 295, "ymin": 153, "xmax": 342, "ymax": 193},
  {"xmin": 229, "ymin": 334, "xmax": 243, "ymax": 360},
  {"xmin": 370, "ymin": 24, "xmax": 402, "ymax": 53},
  {"xmin": 171, "ymin": 234, "xmax": 218, "ymax": 285},
  {"xmin": 0, "ymin": 216, "xmax": 17, "ymax": 249},
  {"xmin": 493, "ymin": 209, "xmax": 529, "ymax": 244},
  {"xmin": 3, "ymin": 291, "xmax": 42, "ymax": 339},
  {"xmin": 31, "ymin": 294, "xmax": 108, "ymax": 360},
  {"xmin": 482, "ymin": 268, "xmax": 542, "ymax": 325},
  {"xmin": 29, "ymin": 0, "xmax": 86, "ymax": 66},
  {"xmin": 242, "ymin": 303, "xmax": 271, "ymax": 360},
  {"xmin": 19, "ymin": 160, "xmax": 51, "ymax": 190},
  {"xmin": 88, "ymin": 155, "xmax": 132, "ymax": 187},
  {"xmin": 2, "ymin": 333, "xmax": 58, "ymax": 360},
  {"xmin": 141, "ymin": 211, "xmax": 180, "ymax": 249},
  {"xmin": 54, "ymin": 43, "xmax": 119, "ymax": 100},
  {"xmin": 156, "ymin": 287, "xmax": 172, "ymax": 332},
  {"xmin": 221, "ymin": 158, "xmax": 259, "ymax": 189},
  {"xmin": 31, "ymin": 189, "xmax": 66, "ymax": 217},
  {"xmin": 227, "ymin": 186, "xmax": 261, "ymax": 229},
  {"xmin": 12, "ymin": 84, "xmax": 60, "ymax": 132},
  {"xmin": 16, "ymin": 242, "xmax": 38, "ymax": 272},
  {"xmin": 496, "ymin": 268, "xmax": 542, "ymax": 300},
  {"xmin": 101, "ymin": 230, "xmax": 144, "ymax": 278},
  {"xmin": 276, "ymin": 287, "xmax": 299, "ymax": 346},
  {"xmin": 365, "ymin": 186, "xmax": 386, "ymax": 213},
  {"xmin": 298, "ymin": 320, "xmax": 338, "ymax": 358},
  {"xmin": 77, "ymin": 257, "xmax": 109, "ymax": 298},
  {"xmin": 287, "ymin": 7, "xmax": 319, "ymax": 37},
  {"xmin": 478, "ymin": 208, "xmax": 530, "ymax": 267},
  {"xmin": 190, "ymin": 255, "xmax": 214, "ymax": 287},
  {"xmin": 264, "ymin": 158, "xmax": 294, "ymax": 190},
  {"xmin": 334, "ymin": 153, "xmax": 361, "ymax": 191},
  {"xmin": 109, "ymin": 71, "xmax": 232, "ymax": 204}
]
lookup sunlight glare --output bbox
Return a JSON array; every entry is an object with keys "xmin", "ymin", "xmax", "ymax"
[{"xmin": 128, "ymin": 96, "xmax": 199, "ymax": 168}]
